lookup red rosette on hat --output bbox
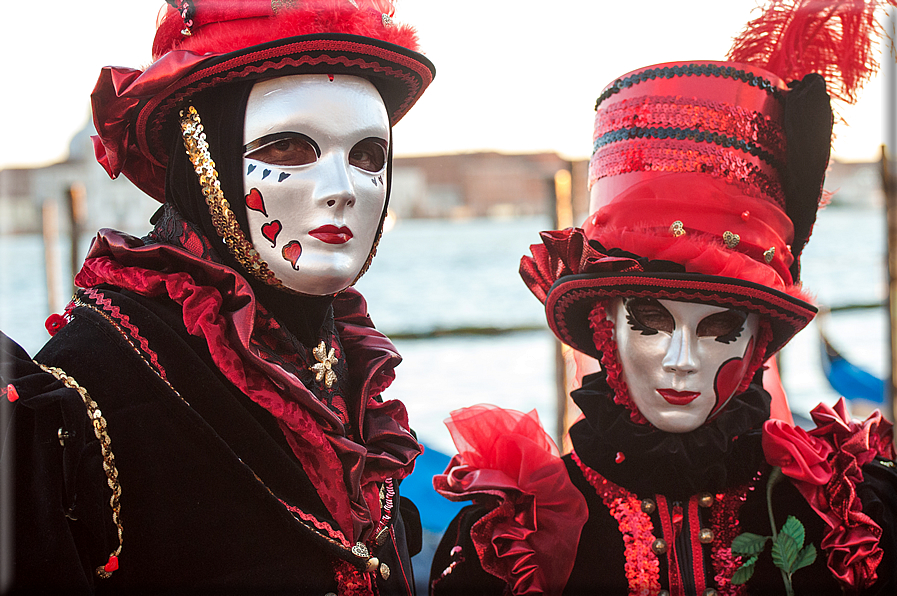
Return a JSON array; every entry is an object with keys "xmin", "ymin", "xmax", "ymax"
[{"xmin": 91, "ymin": 0, "xmax": 434, "ymax": 201}]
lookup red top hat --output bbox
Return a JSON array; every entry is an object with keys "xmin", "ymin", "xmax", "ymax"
[
  {"xmin": 521, "ymin": 0, "xmax": 893, "ymax": 361},
  {"xmin": 91, "ymin": 0, "xmax": 435, "ymax": 202}
]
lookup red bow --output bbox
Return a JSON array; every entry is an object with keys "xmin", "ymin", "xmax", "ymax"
[
  {"xmin": 518, "ymin": 228, "xmax": 641, "ymax": 304},
  {"xmin": 90, "ymin": 52, "xmax": 211, "ymax": 202}
]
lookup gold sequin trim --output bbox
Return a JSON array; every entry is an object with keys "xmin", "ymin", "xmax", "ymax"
[
  {"xmin": 179, "ymin": 106, "xmax": 285, "ymax": 289},
  {"xmin": 37, "ymin": 363, "xmax": 123, "ymax": 579}
]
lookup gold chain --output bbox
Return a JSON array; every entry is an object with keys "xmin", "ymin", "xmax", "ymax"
[
  {"xmin": 37, "ymin": 363, "xmax": 123, "ymax": 578},
  {"xmin": 178, "ymin": 105, "xmax": 285, "ymax": 289}
]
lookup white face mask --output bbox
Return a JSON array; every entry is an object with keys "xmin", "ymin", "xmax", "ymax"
[
  {"xmin": 606, "ymin": 297, "xmax": 760, "ymax": 433},
  {"xmin": 243, "ymin": 74, "xmax": 390, "ymax": 295}
]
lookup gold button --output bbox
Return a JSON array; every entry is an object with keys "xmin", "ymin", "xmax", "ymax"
[
  {"xmin": 699, "ymin": 528, "xmax": 714, "ymax": 544},
  {"xmin": 379, "ymin": 562, "xmax": 390, "ymax": 580},
  {"xmin": 365, "ymin": 557, "xmax": 380, "ymax": 573},
  {"xmin": 723, "ymin": 231, "xmax": 740, "ymax": 249},
  {"xmin": 698, "ymin": 492, "xmax": 714, "ymax": 508},
  {"xmin": 651, "ymin": 538, "xmax": 668, "ymax": 555},
  {"xmin": 703, "ymin": 589, "xmax": 719, "ymax": 596},
  {"xmin": 659, "ymin": 591, "xmax": 671, "ymax": 596},
  {"xmin": 351, "ymin": 542, "xmax": 369, "ymax": 558},
  {"xmin": 641, "ymin": 498, "xmax": 657, "ymax": 514}
]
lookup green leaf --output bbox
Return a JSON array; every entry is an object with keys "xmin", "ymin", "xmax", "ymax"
[
  {"xmin": 731, "ymin": 555, "xmax": 759, "ymax": 585},
  {"xmin": 730, "ymin": 533, "xmax": 770, "ymax": 556},
  {"xmin": 771, "ymin": 532, "xmax": 799, "ymax": 575},
  {"xmin": 780, "ymin": 515, "xmax": 806, "ymax": 550},
  {"xmin": 793, "ymin": 543, "xmax": 817, "ymax": 573}
]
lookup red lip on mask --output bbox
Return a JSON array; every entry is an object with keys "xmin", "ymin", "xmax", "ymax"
[
  {"xmin": 309, "ymin": 225, "xmax": 353, "ymax": 244},
  {"xmin": 657, "ymin": 388, "xmax": 700, "ymax": 406}
]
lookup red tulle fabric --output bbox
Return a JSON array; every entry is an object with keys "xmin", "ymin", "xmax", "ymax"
[
  {"xmin": 762, "ymin": 398, "xmax": 895, "ymax": 591},
  {"xmin": 727, "ymin": 0, "xmax": 897, "ymax": 105},
  {"xmin": 587, "ymin": 224, "xmax": 800, "ymax": 296},
  {"xmin": 519, "ymin": 228, "xmax": 643, "ymax": 305},
  {"xmin": 433, "ymin": 406, "xmax": 588, "ymax": 596},
  {"xmin": 74, "ymin": 229, "xmax": 419, "ymax": 543}
]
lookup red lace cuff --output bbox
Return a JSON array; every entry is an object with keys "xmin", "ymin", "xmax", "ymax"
[
  {"xmin": 433, "ymin": 406, "xmax": 588, "ymax": 596},
  {"xmin": 762, "ymin": 397, "xmax": 895, "ymax": 591}
]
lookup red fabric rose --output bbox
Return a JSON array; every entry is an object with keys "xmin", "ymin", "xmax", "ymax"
[
  {"xmin": 762, "ymin": 419, "xmax": 833, "ymax": 486},
  {"xmin": 762, "ymin": 398, "xmax": 895, "ymax": 592},
  {"xmin": 433, "ymin": 406, "xmax": 588, "ymax": 596}
]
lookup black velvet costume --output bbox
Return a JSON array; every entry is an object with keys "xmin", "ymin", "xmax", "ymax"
[
  {"xmin": 1, "ymin": 81, "xmax": 421, "ymax": 594},
  {"xmin": 1, "ymin": 288, "xmax": 420, "ymax": 595},
  {"xmin": 429, "ymin": 371, "xmax": 897, "ymax": 596}
]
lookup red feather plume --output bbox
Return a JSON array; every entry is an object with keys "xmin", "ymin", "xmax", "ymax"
[{"xmin": 727, "ymin": 0, "xmax": 896, "ymax": 104}]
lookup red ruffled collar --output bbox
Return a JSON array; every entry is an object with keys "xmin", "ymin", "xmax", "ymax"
[
  {"xmin": 74, "ymin": 227, "xmax": 420, "ymax": 543},
  {"xmin": 763, "ymin": 398, "xmax": 895, "ymax": 592}
]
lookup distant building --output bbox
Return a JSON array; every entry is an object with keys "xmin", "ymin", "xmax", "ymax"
[
  {"xmin": 392, "ymin": 152, "xmax": 590, "ymax": 221},
  {"xmin": 0, "ymin": 121, "xmax": 157, "ymax": 236}
]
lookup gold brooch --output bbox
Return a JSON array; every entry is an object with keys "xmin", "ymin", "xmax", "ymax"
[
  {"xmin": 763, "ymin": 247, "xmax": 776, "ymax": 263},
  {"xmin": 669, "ymin": 221, "xmax": 686, "ymax": 237},
  {"xmin": 723, "ymin": 231, "xmax": 740, "ymax": 249},
  {"xmin": 311, "ymin": 341, "xmax": 338, "ymax": 388}
]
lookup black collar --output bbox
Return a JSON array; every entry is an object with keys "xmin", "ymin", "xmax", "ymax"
[{"xmin": 569, "ymin": 370, "xmax": 771, "ymax": 500}]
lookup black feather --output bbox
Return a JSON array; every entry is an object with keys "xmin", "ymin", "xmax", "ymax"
[{"xmin": 783, "ymin": 73, "xmax": 833, "ymax": 283}]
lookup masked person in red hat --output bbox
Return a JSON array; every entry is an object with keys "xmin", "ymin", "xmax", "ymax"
[
  {"xmin": 429, "ymin": 2, "xmax": 897, "ymax": 595},
  {"xmin": 0, "ymin": 1, "xmax": 434, "ymax": 593}
]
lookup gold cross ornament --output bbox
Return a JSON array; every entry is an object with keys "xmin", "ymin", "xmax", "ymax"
[{"xmin": 311, "ymin": 341, "xmax": 338, "ymax": 388}]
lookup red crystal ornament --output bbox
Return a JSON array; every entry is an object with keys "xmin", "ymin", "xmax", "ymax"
[
  {"xmin": 615, "ymin": 451, "xmax": 626, "ymax": 464},
  {"xmin": 4, "ymin": 384, "xmax": 18, "ymax": 403},
  {"xmin": 103, "ymin": 555, "xmax": 119, "ymax": 573}
]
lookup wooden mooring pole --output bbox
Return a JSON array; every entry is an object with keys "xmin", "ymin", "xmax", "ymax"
[
  {"xmin": 885, "ymin": 6, "xmax": 897, "ymax": 428},
  {"xmin": 41, "ymin": 200, "xmax": 60, "ymax": 316},
  {"xmin": 553, "ymin": 168, "xmax": 575, "ymax": 447},
  {"xmin": 67, "ymin": 182, "xmax": 87, "ymax": 293}
]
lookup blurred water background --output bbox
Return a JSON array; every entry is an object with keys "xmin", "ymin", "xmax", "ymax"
[{"xmin": 0, "ymin": 206, "xmax": 888, "ymax": 448}]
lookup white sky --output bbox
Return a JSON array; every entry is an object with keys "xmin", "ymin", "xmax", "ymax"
[{"xmin": 0, "ymin": 0, "xmax": 893, "ymax": 171}]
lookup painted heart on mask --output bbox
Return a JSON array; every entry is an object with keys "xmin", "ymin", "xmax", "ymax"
[
  {"xmin": 712, "ymin": 336, "xmax": 756, "ymax": 416},
  {"xmin": 261, "ymin": 220, "xmax": 282, "ymax": 247},
  {"xmin": 245, "ymin": 188, "xmax": 267, "ymax": 216},
  {"xmin": 282, "ymin": 241, "xmax": 303, "ymax": 270}
]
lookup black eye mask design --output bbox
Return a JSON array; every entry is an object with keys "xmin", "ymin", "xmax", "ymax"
[
  {"xmin": 623, "ymin": 298, "xmax": 674, "ymax": 335},
  {"xmin": 697, "ymin": 310, "xmax": 749, "ymax": 344}
]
